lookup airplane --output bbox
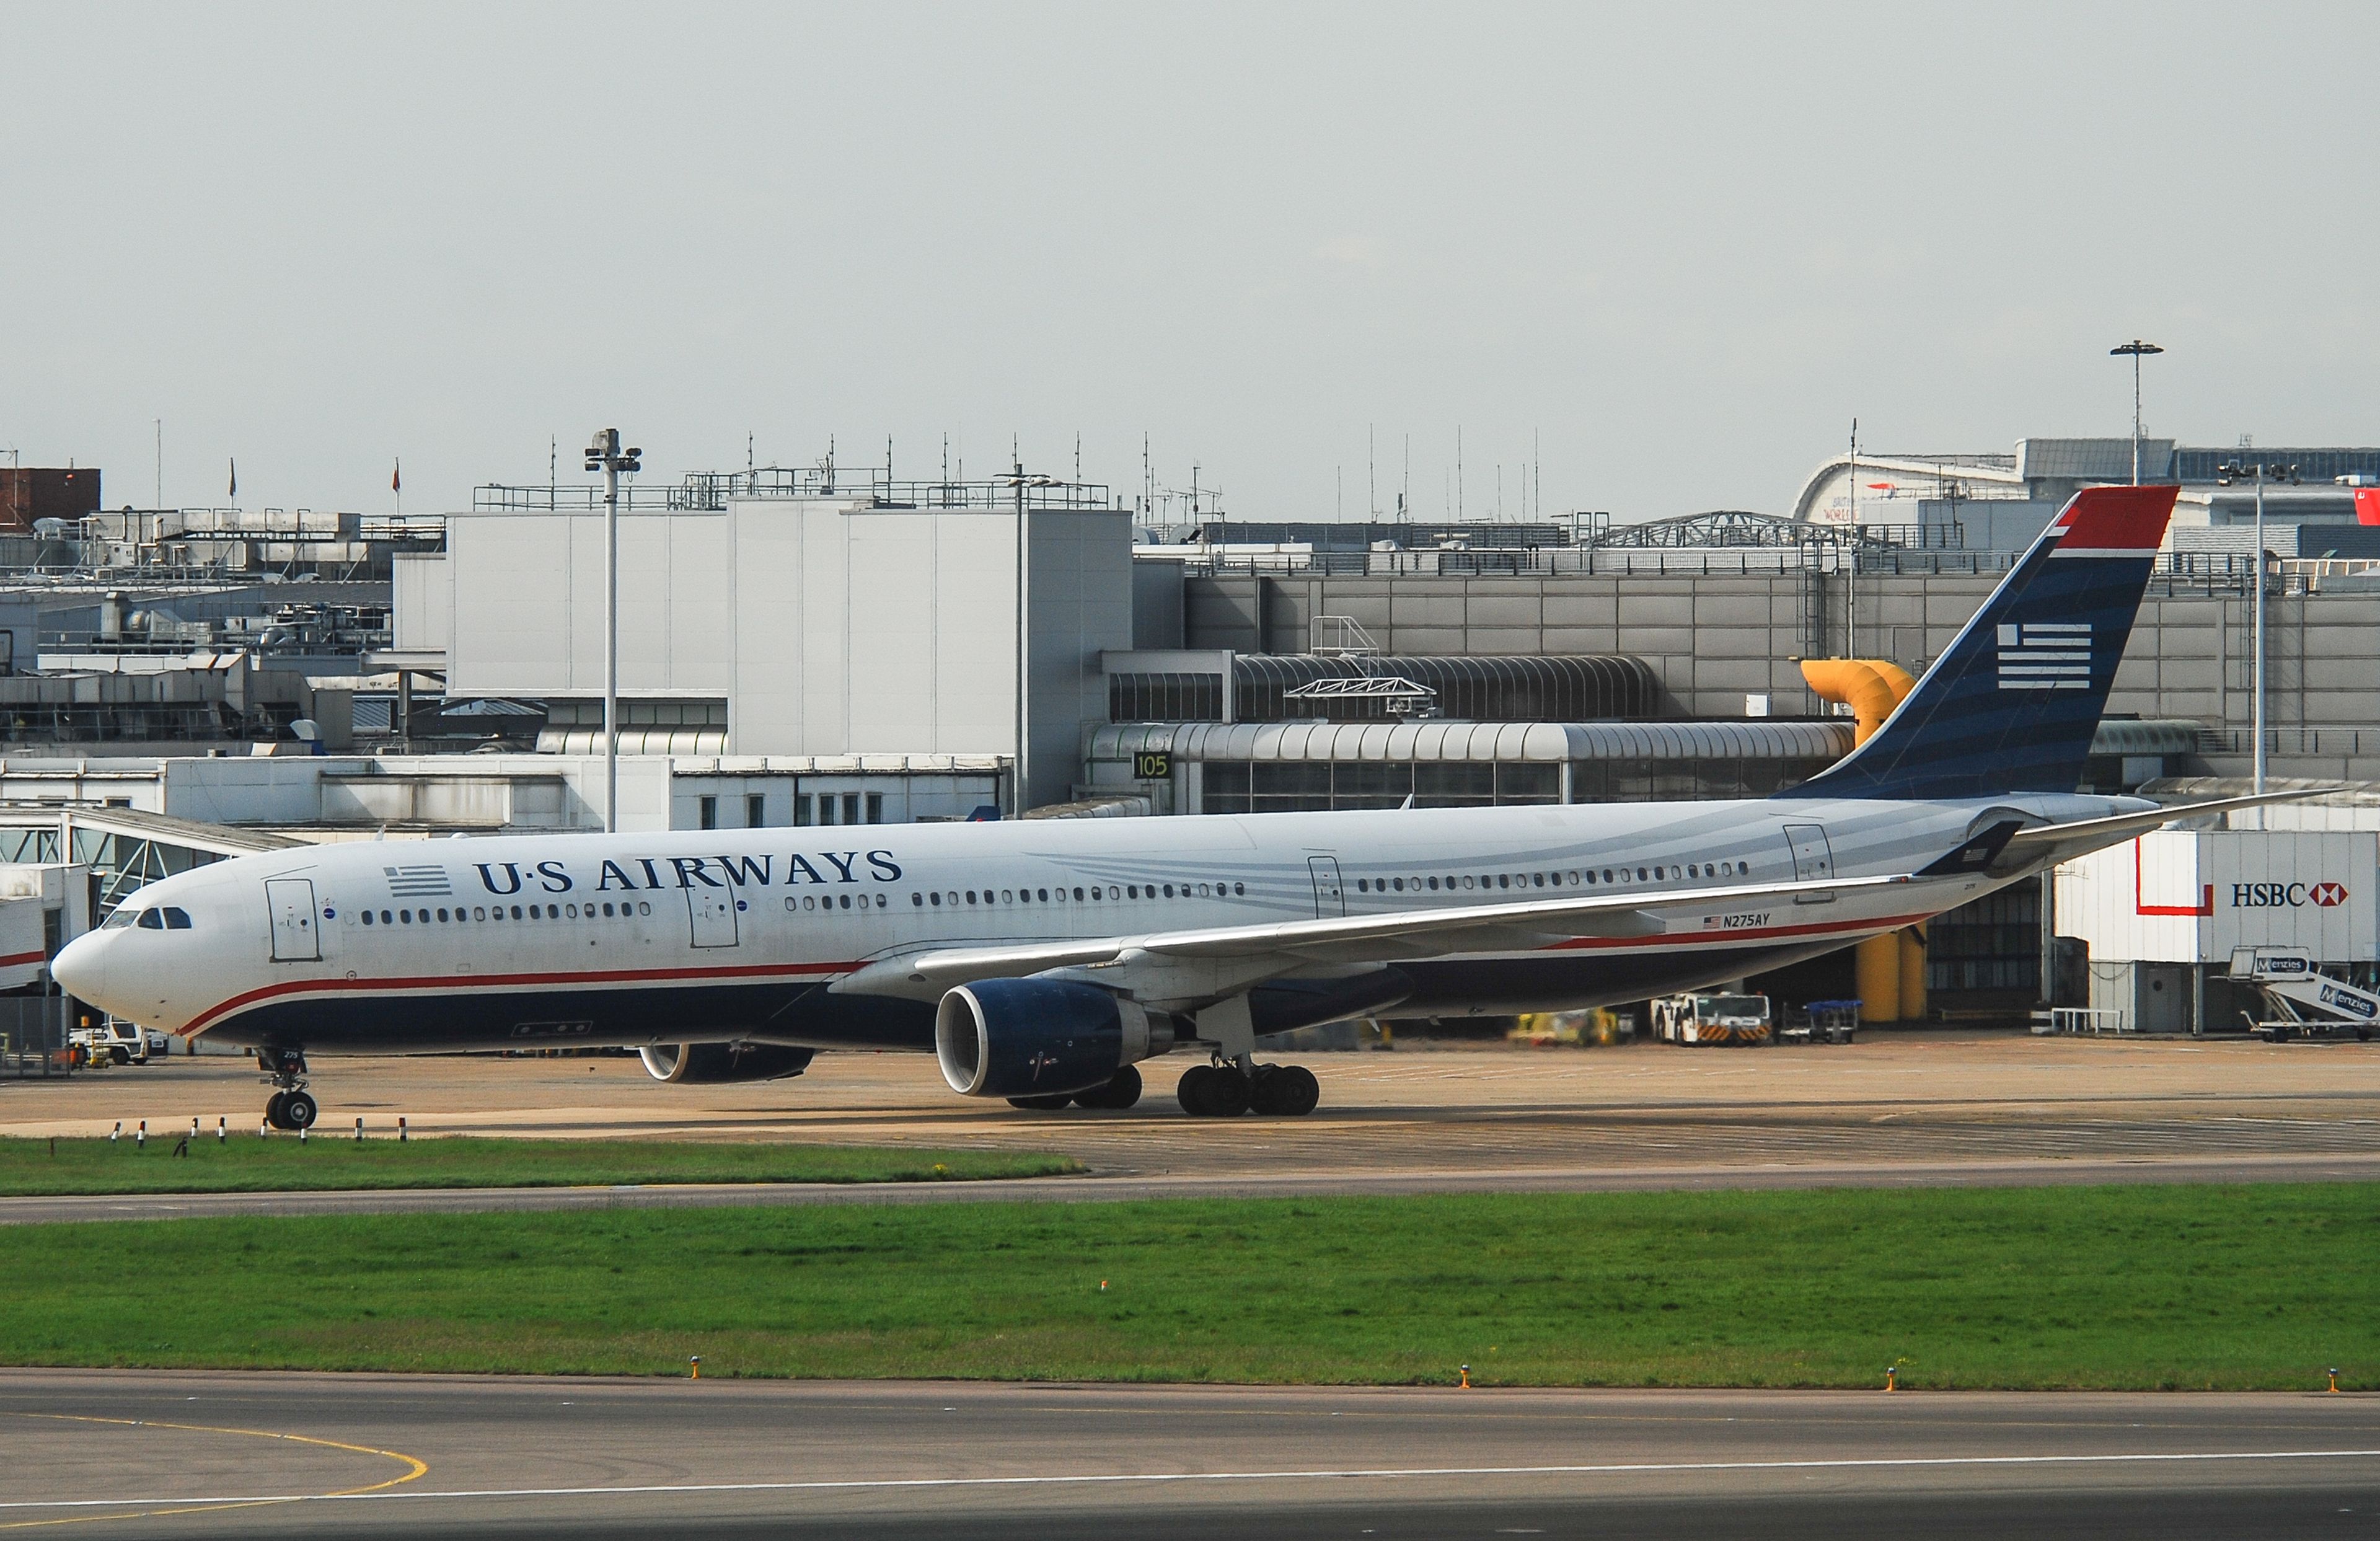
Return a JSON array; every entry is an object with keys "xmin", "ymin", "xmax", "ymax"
[{"xmin": 53, "ymin": 483, "xmax": 2292, "ymax": 1131}]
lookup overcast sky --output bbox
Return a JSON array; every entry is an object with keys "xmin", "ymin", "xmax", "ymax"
[{"xmin": 3, "ymin": 1, "xmax": 2373, "ymax": 521}]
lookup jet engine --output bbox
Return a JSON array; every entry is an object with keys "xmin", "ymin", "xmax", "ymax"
[
  {"xmin": 935, "ymin": 978, "xmax": 1174, "ymax": 1100},
  {"xmin": 638, "ymin": 1043, "xmax": 817, "ymax": 1084}
]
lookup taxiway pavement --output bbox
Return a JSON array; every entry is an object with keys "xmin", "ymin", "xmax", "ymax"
[{"xmin": 3, "ymin": 1370, "xmax": 2376, "ymax": 1539}]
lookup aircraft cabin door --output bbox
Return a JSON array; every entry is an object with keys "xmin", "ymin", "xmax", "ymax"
[
  {"xmin": 686, "ymin": 888, "xmax": 740, "ymax": 948},
  {"xmin": 264, "ymin": 878, "xmax": 320, "ymax": 963},
  {"xmin": 1308, "ymin": 856, "xmax": 1346, "ymax": 917},
  {"xmin": 1781, "ymin": 824, "xmax": 1835, "ymax": 883}
]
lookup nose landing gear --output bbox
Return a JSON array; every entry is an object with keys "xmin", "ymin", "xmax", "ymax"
[
  {"xmin": 1177, "ymin": 1059, "xmax": 1320, "ymax": 1118},
  {"xmin": 259, "ymin": 1047, "xmax": 319, "ymax": 1131}
]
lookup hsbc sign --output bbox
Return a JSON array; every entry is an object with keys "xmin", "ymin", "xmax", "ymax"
[{"xmin": 2232, "ymin": 881, "xmax": 2350, "ymax": 909}]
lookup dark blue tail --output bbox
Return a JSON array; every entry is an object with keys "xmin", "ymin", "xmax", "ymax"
[{"xmin": 1776, "ymin": 485, "xmax": 2177, "ymax": 801}]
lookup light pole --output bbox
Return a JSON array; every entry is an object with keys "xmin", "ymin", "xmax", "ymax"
[
  {"xmin": 2110, "ymin": 340, "xmax": 2164, "ymax": 486},
  {"xmin": 2218, "ymin": 457, "xmax": 2298, "ymax": 804},
  {"xmin": 584, "ymin": 428, "xmax": 641, "ymax": 833},
  {"xmin": 999, "ymin": 462, "xmax": 1059, "ymax": 818}
]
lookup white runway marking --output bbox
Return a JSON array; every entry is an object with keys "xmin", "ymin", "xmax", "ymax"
[{"xmin": 8, "ymin": 1446, "xmax": 2380, "ymax": 1511}]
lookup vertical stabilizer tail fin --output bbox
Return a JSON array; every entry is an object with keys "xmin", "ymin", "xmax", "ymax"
[{"xmin": 1779, "ymin": 484, "xmax": 2177, "ymax": 801}]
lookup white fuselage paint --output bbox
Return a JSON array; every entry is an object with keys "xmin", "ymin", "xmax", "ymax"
[{"xmin": 53, "ymin": 791, "xmax": 2132, "ymax": 1054}]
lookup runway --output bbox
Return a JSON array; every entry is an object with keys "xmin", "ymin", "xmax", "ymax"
[{"xmin": 5, "ymin": 1371, "xmax": 2378, "ymax": 1539}]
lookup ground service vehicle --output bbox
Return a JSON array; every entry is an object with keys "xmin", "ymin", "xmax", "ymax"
[{"xmin": 1653, "ymin": 992, "xmax": 1774, "ymax": 1046}]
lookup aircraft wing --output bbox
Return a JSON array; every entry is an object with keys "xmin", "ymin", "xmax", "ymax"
[
  {"xmin": 2002, "ymin": 788, "xmax": 2335, "ymax": 851},
  {"xmin": 832, "ymin": 872, "xmax": 1925, "ymax": 1000}
]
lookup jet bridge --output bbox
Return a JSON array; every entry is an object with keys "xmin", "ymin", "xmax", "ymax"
[{"xmin": 0, "ymin": 806, "xmax": 298, "ymax": 919}]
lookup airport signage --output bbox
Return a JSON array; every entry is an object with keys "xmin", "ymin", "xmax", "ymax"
[
  {"xmin": 1133, "ymin": 751, "xmax": 1173, "ymax": 780},
  {"xmin": 2230, "ymin": 880, "xmax": 2349, "ymax": 909}
]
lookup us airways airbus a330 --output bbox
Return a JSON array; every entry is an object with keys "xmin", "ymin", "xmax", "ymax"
[{"xmin": 53, "ymin": 485, "xmax": 2291, "ymax": 1129}]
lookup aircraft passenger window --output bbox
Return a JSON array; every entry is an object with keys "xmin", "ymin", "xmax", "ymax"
[
  {"xmin": 1001, "ymin": 890, "xmax": 1013, "ymax": 904},
  {"xmin": 928, "ymin": 892, "xmax": 941, "ymax": 906},
  {"xmin": 1157, "ymin": 884, "xmax": 1168, "ymax": 898},
  {"xmin": 565, "ymin": 904, "xmax": 578, "ymax": 919},
  {"xmin": 1126, "ymin": 886, "xmax": 1137, "ymax": 899},
  {"xmin": 507, "ymin": 905, "xmax": 521, "ymax": 919},
  {"xmin": 637, "ymin": 902, "xmax": 651, "ymax": 916},
  {"xmin": 912, "ymin": 893, "xmax": 923, "ymax": 906},
  {"xmin": 1073, "ymin": 887, "xmax": 1084, "ymax": 901},
  {"xmin": 839, "ymin": 894, "xmax": 851, "ymax": 910},
  {"xmin": 1355, "ymin": 879, "xmax": 1367, "ymax": 893},
  {"xmin": 946, "ymin": 892, "xmax": 958, "ymax": 906},
  {"xmin": 1036, "ymin": 888, "xmax": 1047, "ymax": 902},
  {"xmin": 1532, "ymin": 873, "xmax": 1544, "ymax": 888},
  {"xmin": 804, "ymin": 896, "xmax": 816, "ymax": 911},
  {"xmin": 360, "ymin": 911, "xmax": 374, "ymax": 926},
  {"xmin": 136, "ymin": 909, "xmax": 164, "ymax": 930},
  {"xmin": 1232, "ymin": 883, "xmax": 1245, "ymax": 896},
  {"xmin": 1497, "ymin": 875, "xmax": 1509, "ymax": 889}
]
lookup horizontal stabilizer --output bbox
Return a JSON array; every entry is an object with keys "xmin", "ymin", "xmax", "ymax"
[{"xmin": 2003, "ymin": 788, "xmax": 2337, "ymax": 849}]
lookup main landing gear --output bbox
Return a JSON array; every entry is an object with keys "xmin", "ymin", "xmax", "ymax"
[
  {"xmin": 1178, "ymin": 1060, "xmax": 1320, "ymax": 1118},
  {"xmin": 259, "ymin": 1046, "xmax": 319, "ymax": 1131}
]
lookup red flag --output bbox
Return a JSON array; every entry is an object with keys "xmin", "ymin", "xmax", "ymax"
[
  {"xmin": 392, "ymin": 458, "xmax": 402, "ymax": 493},
  {"xmin": 2358, "ymin": 487, "xmax": 2380, "ymax": 527}
]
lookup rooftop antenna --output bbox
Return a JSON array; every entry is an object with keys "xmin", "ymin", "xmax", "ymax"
[
  {"xmin": 1533, "ymin": 427, "xmax": 1540, "ymax": 522},
  {"xmin": 748, "ymin": 432, "xmax": 755, "ymax": 472},
  {"xmin": 1401, "ymin": 433, "xmax": 1410, "ymax": 523},
  {"xmin": 1074, "ymin": 431, "xmax": 1081, "ymax": 485},
  {"xmin": 887, "ymin": 434, "xmax": 894, "ymax": 492},
  {"xmin": 1143, "ymin": 433, "xmax": 1152, "ymax": 515},
  {"xmin": 154, "ymin": 418, "xmax": 162, "ymax": 509},
  {"xmin": 549, "ymin": 436, "xmax": 557, "ymax": 505},
  {"xmin": 1456, "ymin": 424, "xmax": 1464, "ymax": 520},
  {"xmin": 1368, "ymin": 423, "xmax": 1377, "ymax": 518}
]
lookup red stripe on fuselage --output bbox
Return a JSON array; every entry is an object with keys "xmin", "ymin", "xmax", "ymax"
[{"xmin": 178, "ymin": 958, "xmax": 863, "ymax": 1038}]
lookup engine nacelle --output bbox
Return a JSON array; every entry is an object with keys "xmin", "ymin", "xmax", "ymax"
[
  {"xmin": 638, "ymin": 1042, "xmax": 816, "ymax": 1084},
  {"xmin": 935, "ymin": 978, "xmax": 1173, "ymax": 1099}
]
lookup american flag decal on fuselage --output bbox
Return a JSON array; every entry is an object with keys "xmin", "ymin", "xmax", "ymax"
[
  {"xmin": 384, "ymin": 864, "xmax": 452, "ymax": 898},
  {"xmin": 1995, "ymin": 622, "xmax": 2091, "ymax": 691}
]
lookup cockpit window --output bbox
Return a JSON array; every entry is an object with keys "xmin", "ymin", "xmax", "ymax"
[
  {"xmin": 136, "ymin": 909, "xmax": 165, "ymax": 930},
  {"xmin": 101, "ymin": 907, "xmax": 137, "ymax": 929},
  {"xmin": 162, "ymin": 907, "xmax": 193, "ymax": 930}
]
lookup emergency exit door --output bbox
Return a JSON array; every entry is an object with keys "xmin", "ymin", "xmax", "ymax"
[
  {"xmin": 1781, "ymin": 824, "xmax": 1835, "ymax": 882},
  {"xmin": 1308, "ymin": 856, "xmax": 1346, "ymax": 917},
  {"xmin": 686, "ymin": 888, "xmax": 739, "ymax": 948},
  {"xmin": 264, "ymin": 878, "xmax": 320, "ymax": 962}
]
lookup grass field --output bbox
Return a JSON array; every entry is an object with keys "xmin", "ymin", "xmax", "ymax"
[
  {"xmin": 6, "ymin": 1183, "xmax": 2376, "ymax": 1389},
  {"xmin": 0, "ymin": 1136, "xmax": 1078, "ymax": 1195}
]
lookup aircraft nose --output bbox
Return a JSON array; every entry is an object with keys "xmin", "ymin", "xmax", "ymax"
[{"xmin": 51, "ymin": 933, "xmax": 105, "ymax": 1005}]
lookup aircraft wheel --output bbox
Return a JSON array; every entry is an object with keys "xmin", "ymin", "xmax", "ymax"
[
  {"xmin": 1275, "ymin": 1065, "xmax": 1320, "ymax": 1116},
  {"xmin": 281, "ymin": 1090, "xmax": 319, "ymax": 1130},
  {"xmin": 264, "ymin": 1092, "xmax": 290, "ymax": 1129},
  {"xmin": 1007, "ymin": 1093, "xmax": 1075, "ymax": 1111},
  {"xmin": 1177, "ymin": 1064, "xmax": 1249, "ymax": 1117},
  {"xmin": 1202, "ymin": 1066, "xmax": 1252, "ymax": 1118},
  {"xmin": 1075, "ymin": 1064, "xmax": 1142, "ymax": 1111}
]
